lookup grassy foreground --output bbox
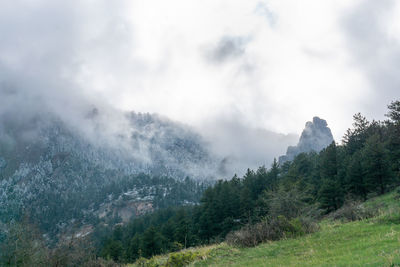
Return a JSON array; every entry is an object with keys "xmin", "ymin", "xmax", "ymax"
[
  {"xmin": 130, "ymin": 192, "xmax": 400, "ymax": 267},
  {"xmin": 192, "ymin": 221, "xmax": 400, "ymax": 266}
]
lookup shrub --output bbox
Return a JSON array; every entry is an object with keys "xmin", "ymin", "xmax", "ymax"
[
  {"xmin": 135, "ymin": 257, "xmax": 160, "ymax": 267},
  {"xmin": 84, "ymin": 258, "xmax": 121, "ymax": 267},
  {"xmin": 328, "ymin": 201, "xmax": 376, "ymax": 222},
  {"xmin": 378, "ymin": 212, "xmax": 400, "ymax": 225},
  {"xmin": 377, "ymin": 205, "xmax": 400, "ymax": 225},
  {"xmin": 171, "ymin": 242, "xmax": 184, "ymax": 252},
  {"xmin": 133, "ymin": 251, "xmax": 200, "ymax": 267},
  {"xmin": 225, "ymin": 216, "xmax": 318, "ymax": 247},
  {"xmin": 394, "ymin": 186, "xmax": 400, "ymax": 200},
  {"xmin": 166, "ymin": 251, "xmax": 198, "ymax": 267},
  {"xmin": 263, "ymin": 187, "xmax": 323, "ymax": 220},
  {"xmin": 266, "ymin": 188, "xmax": 309, "ymax": 219}
]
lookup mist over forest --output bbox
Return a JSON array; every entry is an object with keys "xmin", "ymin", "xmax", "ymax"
[{"xmin": 1, "ymin": 0, "xmax": 400, "ymax": 266}]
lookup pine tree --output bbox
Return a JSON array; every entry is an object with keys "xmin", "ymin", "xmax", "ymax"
[
  {"xmin": 386, "ymin": 100, "xmax": 400, "ymax": 183},
  {"xmin": 173, "ymin": 209, "xmax": 190, "ymax": 248},
  {"xmin": 346, "ymin": 151, "xmax": 367, "ymax": 200},
  {"xmin": 268, "ymin": 158, "xmax": 280, "ymax": 191},
  {"xmin": 318, "ymin": 142, "xmax": 343, "ymax": 211},
  {"xmin": 362, "ymin": 134, "xmax": 392, "ymax": 195},
  {"xmin": 141, "ymin": 226, "xmax": 164, "ymax": 258},
  {"xmin": 319, "ymin": 142, "xmax": 338, "ymax": 179},
  {"xmin": 318, "ymin": 178, "xmax": 343, "ymax": 212},
  {"xmin": 239, "ymin": 186, "xmax": 253, "ymax": 222},
  {"xmin": 386, "ymin": 100, "xmax": 400, "ymax": 124},
  {"xmin": 127, "ymin": 234, "xmax": 141, "ymax": 261},
  {"xmin": 343, "ymin": 113, "xmax": 370, "ymax": 154}
]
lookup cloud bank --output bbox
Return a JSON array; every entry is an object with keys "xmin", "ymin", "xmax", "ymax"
[{"xmin": 0, "ymin": 0, "xmax": 399, "ymax": 172}]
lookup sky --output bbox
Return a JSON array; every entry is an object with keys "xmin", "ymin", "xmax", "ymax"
[{"xmin": 0, "ymin": 0, "xmax": 400, "ymax": 169}]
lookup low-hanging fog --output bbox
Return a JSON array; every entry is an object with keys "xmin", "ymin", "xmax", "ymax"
[{"xmin": 1, "ymin": 0, "xmax": 400, "ymax": 177}]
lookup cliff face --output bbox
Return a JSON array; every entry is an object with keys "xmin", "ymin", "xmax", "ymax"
[{"xmin": 279, "ymin": 117, "xmax": 334, "ymax": 163}]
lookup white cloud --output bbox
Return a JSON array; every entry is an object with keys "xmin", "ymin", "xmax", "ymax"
[
  {"xmin": 73, "ymin": 0, "xmax": 377, "ymax": 140},
  {"xmin": 0, "ymin": 0, "xmax": 399, "ymax": 169}
]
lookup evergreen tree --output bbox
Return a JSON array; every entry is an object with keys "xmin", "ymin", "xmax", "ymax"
[
  {"xmin": 239, "ymin": 186, "xmax": 253, "ymax": 222},
  {"xmin": 362, "ymin": 134, "xmax": 392, "ymax": 195},
  {"xmin": 141, "ymin": 226, "xmax": 164, "ymax": 258},
  {"xmin": 268, "ymin": 158, "xmax": 280, "ymax": 191},
  {"xmin": 343, "ymin": 113, "xmax": 370, "ymax": 154},
  {"xmin": 386, "ymin": 100, "xmax": 400, "ymax": 123},
  {"xmin": 386, "ymin": 100, "xmax": 400, "ymax": 183},
  {"xmin": 173, "ymin": 209, "xmax": 190, "ymax": 248},
  {"xmin": 319, "ymin": 142, "xmax": 338, "ymax": 179},
  {"xmin": 318, "ymin": 178, "xmax": 343, "ymax": 212},
  {"xmin": 346, "ymin": 151, "xmax": 367, "ymax": 200},
  {"xmin": 318, "ymin": 142, "xmax": 343, "ymax": 211},
  {"xmin": 126, "ymin": 234, "xmax": 141, "ymax": 261},
  {"xmin": 101, "ymin": 239, "xmax": 123, "ymax": 262}
]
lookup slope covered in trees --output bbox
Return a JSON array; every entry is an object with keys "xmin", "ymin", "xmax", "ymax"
[
  {"xmin": 99, "ymin": 100, "xmax": 400, "ymax": 263},
  {"xmin": 0, "ymin": 109, "xmax": 215, "ymax": 238},
  {"xmin": 1, "ymin": 100, "xmax": 399, "ymax": 266}
]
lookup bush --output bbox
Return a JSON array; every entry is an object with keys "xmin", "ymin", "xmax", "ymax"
[
  {"xmin": 394, "ymin": 186, "xmax": 400, "ymax": 200},
  {"xmin": 377, "ymin": 205, "xmax": 400, "ymax": 225},
  {"xmin": 84, "ymin": 258, "xmax": 121, "ymax": 267},
  {"xmin": 328, "ymin": 201, "xmax": 376, "ymax": 222},
  {"xmin": 166, "ymin": 251, "xmax": 198, "ymax": 267},
  {"xmin": 0, "ymin": 222, "xmax": 49, "ymax": 267},
  {"xmin": 135, "ymin": 257, "xmax": 160, "ymax": 267},
  {"xmin": 133, "ymin": 251, "xmax": 200, "ymax": 267},
  {"xmin": 0, "ymin": 222, "xmax": 120, "ymax": 267},
  {"xmin": 263, "ymin": 187, "xmax": 323, "ymax": 221},
  {"xmin": 171, "ymin": 242, "xmax": 184, "ymax": 252},
  {"xmin": 266, "ymin": 188, "xmax": 309, "ymax": 219},
  {"xmin": 378, "ymin": 212, "xmax": 400, "ymax": 225},
  {"xmin": 225, "ymin": 216, "xmax": 318, "ymax": 247}
]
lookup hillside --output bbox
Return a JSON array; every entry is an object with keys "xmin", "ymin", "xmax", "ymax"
[
  {"xmin": 96, "ymin": 101, "xmax": 399, "ymax": 265},
  {"xmin": 130, "ymin": 190, "xmax": 400, "ymax": 267},
  {"xmin": 0, "ymin": 109, "xmax": 216, "ymax": 237},
  {"xmin": 1, "ymin": 101, "xmax": 399, "ymax": 266}
]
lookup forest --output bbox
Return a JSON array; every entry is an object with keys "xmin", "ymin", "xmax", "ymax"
[
  {"xmin": 0, "ymin": 100, "xmax": 399, "ymax": 266},
  {"xmin": 98, "ymin": 100, "xmax": 400, "ymax": 263}
]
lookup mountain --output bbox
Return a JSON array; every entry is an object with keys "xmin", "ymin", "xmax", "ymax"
[
  {"xmin": 0, "ymin": 107, "xmax": 215, "ymax": 236},
  {"xmin": 279, "ymin": 117, "xmax": 334, "ymax": 163}
]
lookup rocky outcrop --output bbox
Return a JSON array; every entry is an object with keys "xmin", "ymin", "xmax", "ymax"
[{"xmin": 279, "ymin": 117, "xmax": 334, "ymax": 163}]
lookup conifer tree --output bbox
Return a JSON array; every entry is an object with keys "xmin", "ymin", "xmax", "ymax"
[
  {"xmin": 346, "ymin": 151, "xmax": 367, "ymax": 200},
  {"xmin": 141, "ymin": 226, "xmax": 164, "ymax": 258},
  {"xmin": 318, "ymin": 142, "xmax": 343, "ymax": 211},
  {"xmin": 362, "ymin": 134, "xmax": 392, "ymax": 195},
  {"xmin": 269, "ymin": 158, "xmax": 280, "ymax": 190}
]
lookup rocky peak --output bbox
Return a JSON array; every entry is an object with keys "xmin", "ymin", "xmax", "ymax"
[{"xmin": 279, "ymin": 117, "xmax": 334, "ymax": 163}]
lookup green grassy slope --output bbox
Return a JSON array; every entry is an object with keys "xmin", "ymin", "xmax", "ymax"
[
  {"xmin": 130, "ymin": 191, "xmax": 400, "ymax": 267},
  {"xmin": 192, "ymin": 221, "xmax": 400, "ymax": 267}
]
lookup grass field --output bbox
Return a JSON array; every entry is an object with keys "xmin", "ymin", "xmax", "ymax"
[
  {"xmin": 130, "ymin": 191, "xmax": 400, "ymax": 267},
  {"xmin": 192, "ymin": 221, "xmax": 400, "ymax": 266}
]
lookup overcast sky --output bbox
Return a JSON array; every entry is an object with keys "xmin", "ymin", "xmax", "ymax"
[{"xmin": 1, "ymin": 0, "xmax": 399, "ymax": 143}]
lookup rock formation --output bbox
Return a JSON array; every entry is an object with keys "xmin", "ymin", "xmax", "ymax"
[{"xmin": 279, "ymin": 117, "xmax": 334, "ymax": 163}]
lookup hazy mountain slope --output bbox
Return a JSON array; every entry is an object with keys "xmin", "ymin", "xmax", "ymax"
[{"xmin": 0, "ymin": 108, "xmax": 215, "ymax": 235}]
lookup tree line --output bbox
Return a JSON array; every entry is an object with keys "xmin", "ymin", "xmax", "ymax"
[
  {"xmin": 99, "ymin": 100, "xmax": 400, "ymax": 263},
  {"xmin": 1, "ymin": 100, "xmax": 399, "ymax": 265}
]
